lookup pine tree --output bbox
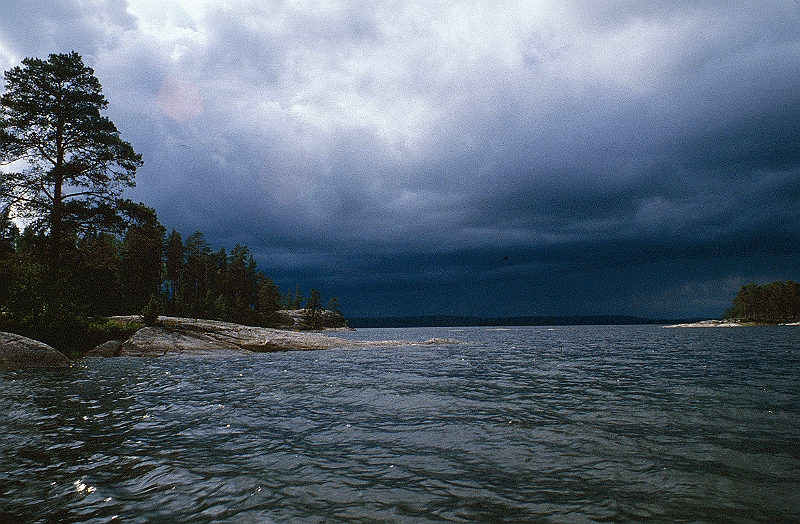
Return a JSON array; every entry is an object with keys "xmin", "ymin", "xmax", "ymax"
[
  {"xmin": 1, "ymin": 52, "xmax": 142, "ymax": 262},
  {"xmin": 257, "ymin": 277, "xmax": 282, "ymax": 325},
  {"xmin": 163, "ymin": 230, "xmax": 184, "ymax": 312},
  {"xmin": 302, "ymin": 288, "xmax": 323, "ymax": 330},
  {"xmin": 118, "ymin": 202, "xmax": 165, "ymax": 313}
]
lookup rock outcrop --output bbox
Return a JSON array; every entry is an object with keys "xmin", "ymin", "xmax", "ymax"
[
  {"xmin": 84, "ymin": 317, "xmax": 355, "ymax": 357},
  {"xmin": 0, "ymin": 332, "xmax": 71, "ymax": 369},
  {"xmin": 275, "ymin": 309, "xmax": 349, "ymax": 330},
  {"xmin": 664, "ymin": 319, "xmax": 743, "ymax": 328},
  {"xmin": 86, "ymin": 316, "xmax": 459, "ymax": 358},
  {"xmin": 84, "ymin": 339, "xmax": 125, "ymax": 357},
  {"xmin": 117, "ymin": 326, "xmax": 247, "ymax": 356}
]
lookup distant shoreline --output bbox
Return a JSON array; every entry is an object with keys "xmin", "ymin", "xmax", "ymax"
[
  {"xmin": 664, "ymin": 320, "xmax": 743, "ymax": 328},
  {"xmin": 348, "ymin": 315, "xmax": 703, "ymax": 329},
  {"xmin": 665, "ymin": 319, "xmax": 800, "ymax": 328}
]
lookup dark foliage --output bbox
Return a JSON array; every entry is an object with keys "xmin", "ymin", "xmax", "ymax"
[
  {"xmin": 724, "ymin": 281, "xmax": 800, "ymax": 323},
  {"xmin": 301, "ymin": 289, "xmax": 323, "ymax": 330},
  {"xmin": 1, "ymin": 52, "xmax": 141, "ymax": 262},
  {"xmin": 141, "ymin": 296, "xmax": 160, "ymax": 326},
  {"xmin": 162, "ymin": 231, "xmax": 285, "ymax": 326}
]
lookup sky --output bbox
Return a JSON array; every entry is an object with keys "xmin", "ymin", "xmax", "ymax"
[{"xmin": 1, "ymin": 0, "xmax": 798, "ymax": 319}]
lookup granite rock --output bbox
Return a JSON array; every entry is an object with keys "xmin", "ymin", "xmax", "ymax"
[{"xmin": 0, "ymin": 332, "xmax": 71, "ymax": 369}]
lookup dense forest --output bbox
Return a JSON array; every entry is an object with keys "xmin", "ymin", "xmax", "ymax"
[
  {"xmin": 0, "ymin": 209, "xmax": 339, "ymax": 330},
  {"xmin": 0, "ymin": 53, "xmax": 340, "ymax": 356},
  {"xmin": 724, "ymin": 281, "xmax": 800, "ymax": 324}
]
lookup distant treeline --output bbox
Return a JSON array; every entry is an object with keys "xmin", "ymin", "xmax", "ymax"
[
  {"xmin": 724, "ymin": 281, "xmax": 800, "ymax": 323},
  {"xmin": 348, "ymin": 315, "xmax": 690, "ymax": 328}
]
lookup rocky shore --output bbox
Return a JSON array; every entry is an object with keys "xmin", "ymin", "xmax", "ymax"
[
  {"xmin": 90, "ymin": 316, "xmax": 459, "ymax": 358},
  {"xmin": 86, "ymin": 316, "xmax": 358, "ymax": 357},
  {"xmin": 1, "ymin": 315, "xmax": 460, "ymax": 368},
  {"xmin": 664, "ymin": 319, "xmax": 800, "ymax": 328},
  {"xmin": 664, "ymin": 319, "xmax": 744, "ymax": 328}
]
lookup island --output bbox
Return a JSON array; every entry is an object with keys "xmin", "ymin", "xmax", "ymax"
[{"xmin": 667, "ymin": 280, "xmax": 800, "ymax": 327}]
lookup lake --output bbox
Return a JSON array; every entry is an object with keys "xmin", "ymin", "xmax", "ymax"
[{"xmin": 1, "ymin": 325, "xmax": 798, "ymax": 523}]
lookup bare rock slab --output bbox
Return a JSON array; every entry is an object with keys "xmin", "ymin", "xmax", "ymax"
[
  {"xmin": 0, "ymin": 332, "xmax": 71, "ymax": 369},
  {"xmin": 97, "ymin": 316, "xmax": 461, "ymax": 358},
  {"xmin": 118, "ymin": 326, "xmax": 249, "ymax": 357}
]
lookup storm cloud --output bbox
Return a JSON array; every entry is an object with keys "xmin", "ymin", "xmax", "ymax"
[{"xmin": 2, "ymin": 0, "xmax": 798, "ymax": 318}]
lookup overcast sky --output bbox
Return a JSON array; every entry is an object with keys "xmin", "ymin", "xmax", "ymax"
[{"xmin": 2, "ymin": 0, "xmax": 798, "ymax": 318}]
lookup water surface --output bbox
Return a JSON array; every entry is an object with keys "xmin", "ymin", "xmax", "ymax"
[{"xmin": 2, "ymin": 325, "xmax": 798, "ymax": 523}]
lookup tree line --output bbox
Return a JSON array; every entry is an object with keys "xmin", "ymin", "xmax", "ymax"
[
  {"xmin": 724, "ymin": 281, "xmax": 800, "ymax": 324},
  {"xmin": 160, "ymin": 229, "xmax": 341, "ymax": 324},
  {"xmin": 0, "ymin": 209, "xmax": 338, "ymax": 325},
  {"xmin": 1, "ymin": 52, "xmax": 341, "ymax": 355}
]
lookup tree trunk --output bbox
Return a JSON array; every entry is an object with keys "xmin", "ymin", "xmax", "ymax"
[
  {"xmin": 51, "ymin": 101, "xmax": 65, "ymax": 264},
  {"xmin": 50, "ymin": 173, "xmax": 63, "ymax": 263}
]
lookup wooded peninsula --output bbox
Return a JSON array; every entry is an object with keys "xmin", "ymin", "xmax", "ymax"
[{"xmin": 1, "ymin": 53, "xmax": 342, "ymax": 357}]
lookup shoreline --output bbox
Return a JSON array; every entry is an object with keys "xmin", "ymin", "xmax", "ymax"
[
  {"xmin": 665, "ymin": 319, "xmax": 800, "ymax": 328},
  {"xmin": 85, "ymin": 316, "xmax": 460, "ymax": 358}
]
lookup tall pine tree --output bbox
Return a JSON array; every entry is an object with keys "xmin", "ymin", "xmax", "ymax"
[{"xmin": 0, "ymin": 52, "xmax": 142, "ymax": 262}]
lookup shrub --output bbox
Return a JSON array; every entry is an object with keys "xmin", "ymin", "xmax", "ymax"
[{"xmin": 142, "ymin": 296, "xmax": 161, "ymax": 326}]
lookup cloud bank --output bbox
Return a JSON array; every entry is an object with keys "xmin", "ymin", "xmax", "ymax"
[{"xmin": 2, "ymin": 0, "xmax": 799, "ymax": 317}]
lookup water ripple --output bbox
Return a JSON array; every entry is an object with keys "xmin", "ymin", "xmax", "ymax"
[{"xmin": 1, "ymin": 325, "xmax": 799, "ymax": 522}]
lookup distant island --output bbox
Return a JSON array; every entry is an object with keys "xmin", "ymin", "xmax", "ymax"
[
  {"xmin": 666, "ymin": 280, "xmax": 800, "ymax": 327},
  {"xmin": 723, "ymin": 280, "xmax": 800, "ymax": 324}
]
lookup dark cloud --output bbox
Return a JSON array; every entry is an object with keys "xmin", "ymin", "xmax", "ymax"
[{"xmin": 2, "ymin": 0, "xmax": 798, "ymax": 318}]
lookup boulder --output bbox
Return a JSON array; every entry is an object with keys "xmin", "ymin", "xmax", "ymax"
[
  {"xmin": 84, "ymin": 339, "xmax": 125, "ymax": 357},
  {"xmin": 0, "ymin": 332, "xmax": 71, "ymax": 369}
]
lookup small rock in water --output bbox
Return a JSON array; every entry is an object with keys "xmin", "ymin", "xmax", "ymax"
[{"xmin": 421, "ymin": 338, "xmax": 461, "ymax": 345}]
